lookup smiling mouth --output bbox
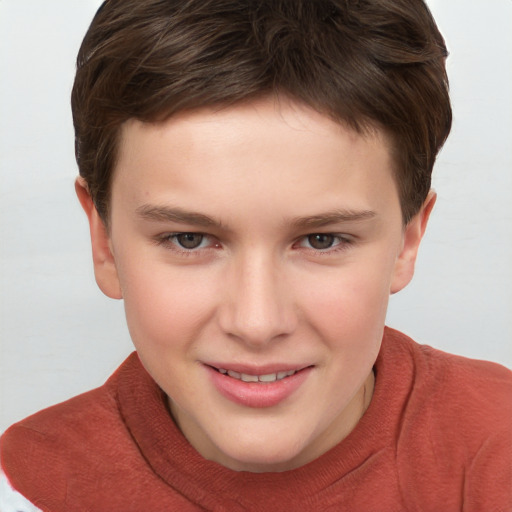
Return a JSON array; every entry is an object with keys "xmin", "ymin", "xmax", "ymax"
[
  {"xmin": 207, "ymin": 364, "xmax": 313, "ymax": 407},
  {"xmin": 222, "ymin": 368, "xmax": 296, "ymax": 383},
  {"xmin": 210, "ymin": 366, "xmax": 306, "ymax": 383}
]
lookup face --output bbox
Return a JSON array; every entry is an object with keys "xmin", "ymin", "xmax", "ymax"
[{"xmin": 78, "ymin": 97, "xmax": 433, "ymax": 472}]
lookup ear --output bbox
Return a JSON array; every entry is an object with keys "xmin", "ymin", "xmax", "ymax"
[
  {"xmin": 390, "ymin": 190, "xmax": 436, "ymax": 294},
  {"xmin": 75, "ymin": 177, "xmax": 122, "ymax": 299}
]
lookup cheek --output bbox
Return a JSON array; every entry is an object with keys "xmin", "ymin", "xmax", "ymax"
[
  {"xmin": 297, "ymin": 260, "xmax": 393, "ymax": 345},
  {"xmin": 118, "ymin": 262, "xmax": 218, "ymax": 352}
]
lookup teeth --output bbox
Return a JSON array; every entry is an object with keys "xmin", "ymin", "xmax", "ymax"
[
  {"xmin": 220, "ymin": 368, "xmax": 297, "ymax": 383},
  {"xmin": 241, "ymin": 374, "xmax": 259, "ymax": 382}
]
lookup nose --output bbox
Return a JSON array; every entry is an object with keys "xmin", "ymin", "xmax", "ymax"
[{"xmin": 218, "ymin": 251, "xmax": 297, "ymax": 348}]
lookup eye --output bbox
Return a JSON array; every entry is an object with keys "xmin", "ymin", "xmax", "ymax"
[
  {"xmin": 154, "ymin": 231, "xmax": 221, "ymax": 258},
  {"xmin": 294, "ymin": 233, "xmax": 353, "ymax": 253},
  {"xmin": 156, "ymin": 232, "xmax": 216, "ymax": 251},
  {"xmin": 306, "ymin": 234, "xmax": 337, "ymax": 250},
  {"xmin": 174, "ymin": 233, "xmax": 206, "ymax": 249}
]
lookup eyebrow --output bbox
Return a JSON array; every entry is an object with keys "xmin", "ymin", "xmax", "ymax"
[
  {"xmin": 136, "ymin": 204, "xmax": 377, "ymax": 231},
  {"xmin": 136, "ymin": 205, "xmax": 223, "ymax": 228},
  {"xmin": 290, "ymin": 209, "xmax": 377, "ymax": 230}
]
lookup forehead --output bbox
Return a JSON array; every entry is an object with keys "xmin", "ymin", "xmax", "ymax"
[
  {"xmin": 117, "ymin": 96, "xmax": 390, "ymax": 157},
  {"xmin": 112, "ymin": 97, "xmax": 400, "ymax": 225}
]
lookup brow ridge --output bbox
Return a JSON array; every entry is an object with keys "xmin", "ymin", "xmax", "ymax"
[
  {"xmin": 136, "ymin": 204, "xmax": 376, "ymax": 231},
  {"xmin": 136, "ymin": 205, "xmax": 221, "ymax": 228},
  {"xmin": 290, "ymin": 209, "xmax": 377, "ymax": 229}
]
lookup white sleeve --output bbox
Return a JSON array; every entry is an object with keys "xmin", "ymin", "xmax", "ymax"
[{"xmin": 0, "ymin": 470, "xmax": 42, "ymax": 512}]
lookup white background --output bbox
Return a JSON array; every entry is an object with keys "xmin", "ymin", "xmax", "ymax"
[{"xmin": 1, "ymin": 0, "xmax": 511, "ymax": 433}]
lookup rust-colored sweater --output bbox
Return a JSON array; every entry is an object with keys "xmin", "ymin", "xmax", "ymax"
[{"xmin": 1, "ymin": 328, "xmax": 511, "ymax": 511}]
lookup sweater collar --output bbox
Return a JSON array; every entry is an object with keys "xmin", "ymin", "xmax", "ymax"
[{"xmin": 116, "ymin": 327, "xmax": 410, "ymax": 509}]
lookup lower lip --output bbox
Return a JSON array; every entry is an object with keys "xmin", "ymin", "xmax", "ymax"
[{"xmin": 206, "ymin": 366, "xmax": 312, "ymax": 408}]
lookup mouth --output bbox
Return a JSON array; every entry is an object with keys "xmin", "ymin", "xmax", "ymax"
[
  {"xmin": 212, "ymin": 367, "xmax": 298, "ymax": 383},
  {"xmin": 206, "ymin": 364, "xmax": 313, "ymax": 408}
]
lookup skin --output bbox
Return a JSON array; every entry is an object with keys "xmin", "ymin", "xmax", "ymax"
[{"xmin": 76, "ymin": 96, "xmax": 435, "ymax": 472}]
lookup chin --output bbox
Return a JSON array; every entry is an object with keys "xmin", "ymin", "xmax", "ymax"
[{"xmin": 214, "ymin": 434, "xmax": 310, "ymax": 473}]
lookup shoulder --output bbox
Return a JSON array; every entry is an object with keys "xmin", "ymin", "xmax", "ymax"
[
  {"xmin": 0, "ymin": 354, "xmax": 137, "ymax": 508},
  {"xmin": 402, "ymin": 329, "xmax": 511, "ymax": 420},
  {"xmin": 384, "ymin": 327, "xmax": 512, "ymax": 409},
  {"xmin": 382, "ymin": 328, "xmax": 512, "ymax": 509},
  {"xmin": 386, "ymin": 327, "xmax": 511, "ymax": 435},
  {"xmin": 1, "ymin": 369, "xmax": 120, "ymax": 457}
]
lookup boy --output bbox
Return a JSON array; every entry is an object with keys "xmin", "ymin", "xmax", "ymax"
[{"xmin": 1, "ymin": 0, "xmax": 511, "ymax": 510}]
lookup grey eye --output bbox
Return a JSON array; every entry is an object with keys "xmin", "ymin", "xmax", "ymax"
[
  {"xmin": 307, "ymin": 234, "xmax": 335, "ymax": 250},
  {"xmin": 176, "ymin": 233, "xmax": 204, "ymax": 249}
]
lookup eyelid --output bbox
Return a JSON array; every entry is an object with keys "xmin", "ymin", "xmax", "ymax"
[
  {"xmin": 294, "ymin": 233, "xmax": 355, "ymax": 252},
  {"xmin": 154, "ymin": 232, "xmax": 220, "ymax": 252},
  {"xmin": 153, "ymin": 231, "xmax": 355, "ymax": 256}
]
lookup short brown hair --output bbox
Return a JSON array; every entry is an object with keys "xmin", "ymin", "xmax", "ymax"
[{"xmin": 72, "ymin": 0, "xmax": 452, "ymax": 224}]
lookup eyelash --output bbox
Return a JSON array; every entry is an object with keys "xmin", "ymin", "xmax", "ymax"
[
  {"xmin": 155, "ymin": 233, "xmax": 219, "ymax": 256},
  {"xmin": 155, "ymin": 232, "xmax": 354, "ymax": 256},
  {"xmin": 294, "ymin": 234, "xmax": 354, "ymax": 254}
]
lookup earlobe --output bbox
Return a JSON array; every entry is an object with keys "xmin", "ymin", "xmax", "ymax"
[
  {"xmin": 75, "ymin": 177, "xmax": 123, "ymax": 299},
  {"xmin": 390, "ymin": 190, "xmax": 436, "ymax": 294}
]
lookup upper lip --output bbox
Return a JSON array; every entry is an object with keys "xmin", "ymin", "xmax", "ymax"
[{"xmin": 204, "ymin": 362, "xmax": 312, "ymax": 375}]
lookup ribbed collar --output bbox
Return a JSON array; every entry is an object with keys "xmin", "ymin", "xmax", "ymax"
[{"xmin": 116, "ymin": 327, "xmax": 413, "ymax": 510}]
